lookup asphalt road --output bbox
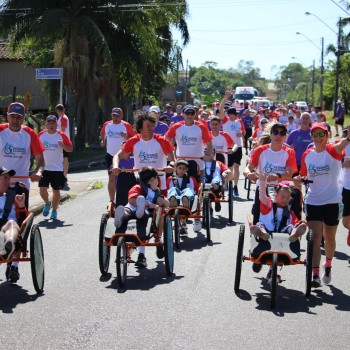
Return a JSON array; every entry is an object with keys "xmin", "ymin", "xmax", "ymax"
[{"xmin": 1, "ymin": 167, "xmax": 349, "ymax": 350}]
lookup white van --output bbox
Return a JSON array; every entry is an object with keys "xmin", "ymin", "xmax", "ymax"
[{"xmin": 234, "ymin": 86, "xmax": 258, "ymax": 102}]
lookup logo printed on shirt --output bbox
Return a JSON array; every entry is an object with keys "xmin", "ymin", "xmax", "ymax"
[
  {"xmin": 2, "ymin": 143, "xmax": 26, "ymax": 155},
  {"xmin": 181, "ymin": 135, "xmax": 197, "ymax": 145},
  {"xmin": 308, "ymin": 163, "xmax": 330, "ymax": 176},
  {"xmin": 138, "ymin": 151, "xmax": 159, "ymax": 162},
  {"xmin": 263, "ymin": 162, "xmax": 286, "ymax": 174},
  {"xmin": 107, "ymin": 130, "xmax": 122, "ymax": 137},
  {"xmin": 43, "ymin": 141, "xmax": 58, "ymax": 150},
  {"xmin": 230, "ymin": 123, "xmax": 240, "ymax": 131}
]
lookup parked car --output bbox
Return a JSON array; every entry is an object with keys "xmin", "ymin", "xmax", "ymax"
[{"xmin": 296, "ymin": 101, "xmax": 307, "ymax": 110}]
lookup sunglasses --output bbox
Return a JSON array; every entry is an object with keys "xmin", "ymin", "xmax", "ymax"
[
  {"xmin": 311, "ymin": 131, "xmax": 327, "ymax": 138},
  {"xmin": 185, "ymin": 111, "xmax": 195, "ymax": 116},
  {"xmin": 271, "ymin": 129, "xmax": 287, "ymax": 136}
]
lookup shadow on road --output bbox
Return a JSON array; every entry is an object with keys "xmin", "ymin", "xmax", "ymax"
[
  {"xmin": 104, "ymin": 261, "xmax": 184, "ymax": 292},
  {"xmin": 0, "ymin": 282, "xmax": 42, "ymax": 314},
  {"xmin": 37, "ymin": 219, "xmax": 73, "ymax": 229}
]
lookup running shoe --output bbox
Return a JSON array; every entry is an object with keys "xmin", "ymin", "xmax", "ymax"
[
  {"xmin": 42, "ymin": 202, "xmax": 51, "ymax": 217},
  {"xmin": 135, "ymin": 196, "xmax": 146, "ymax": 218},
  {"xmin": 321, "ymin": 264, "xmax": 332, "ymax": 284},
  {"xmin": 135, "ymin": 253, "xmax": 147, "ymax": 268},
  {"xmin": 233, "ymin": 187, "xmax": 239, "ymax": 197},
  {"xmin": 180, "ymin": 222, "xmax": 188, "ymax": 235},
  {"xmin": 265, "ymin": 269, "xmax": 282, "ymax": 284},
  {"xmin": 252, "ymin": 263, "xmax": 262, "ymax": 273},
  {"xmin": 311, "ymin": 275, "xmax": 321, "ymax": 288},
  {"xmin": 181, "ymin": 196, "xmax": 190, "ymax": 209},
  {"xmin": 7, "ymin": 266, "xmax": 20, "ymax": 283},
  {"xmin": 289, "ymin": 223, "xmax": 308, "ymax": 242},
  {"xmin": 114, "ymin": 205, "xmax": 125, "ymax": 228},
  {"xmin": 347, "ymin": 231, "xmax": 350, "ymax": 247},
  {"xmin": 169, "ymin": 196, "xmax": 178, "ymax": 208},
  {"xmin": 156, "ymin": 245, "xmax": 165, "ymax": 259},
  {"xmin": 50, "ymin": 210, "xmax": 57, "ymax": 220},
  {"xmin": 193, "ymin": 219, "xmax": 202, "ymax": 232},
  {"xmin": 215, "ymin": 201, "xmax": 221, "ymax": 212},
  {"xmin": 250, "ymin": 224, "xmax": 270, "ymax": 241}
]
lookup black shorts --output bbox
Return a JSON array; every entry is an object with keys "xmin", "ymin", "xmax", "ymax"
[
  {"xmin": 335, "ymin": 118, "xmax": 344, "ymax": 126},
  {"xmin": 305, "ymin": 203, "xmax": 342, "ymax": 226},
  {"xmin": 63, "ymin": 150, "xmax": 70, "ymax": 158},
  {"xmin": 39, "ymin": 170, "xmax": 66, "ymax": 190},
  {"xmin": 227, "ymin": 147, "xmax": 243, "ymax": 167},
  {"xmin": 244, "ymin": 129, "xmax": 253, "ymax": 141},
  {"xmin": 342, "ymin": 188, "xmax": 350, "ymax": 217},
  {"xmin": 105, "ymin": 153, "xmax": 113, "ymax": 172}
]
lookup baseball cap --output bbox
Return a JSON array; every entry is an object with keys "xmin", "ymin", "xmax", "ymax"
[
  {"xmin": 165, "ymin": 103, "xmax": 172, "ymax": 108},
  {"xmin": 176, "ymin": 105, "xmax": 183, "ymax": 111},
  {"xmin": 311, "ymin": 123, "xmax": 328, "ymax": 133},
  {"xmin": 227, "ymin": 107, "xmax": 237, "ymax": 115},
  {"xmin": 0, "ymin": 166, "xmax": 16, "ymax": 177},
  {"xmin": 139, "ymin": 166, "xmax": 158, "ymax": 183},
  {"xmin": 270, "ymin": 122, "xmax": 287, "ymax": 133},
  {"xmin": 149, "ymin": 106, "xmax": 161, "ymax": 113},
  {"xmin": 7, "ymin": 102, "xmax": 25, "ymax": 117},
  {"xmin": 183, "ymin": 105, "xmax": 196, "ymax": 113},
  {"xmin": 46, "ymin": 115, "xmax": 57, "ymax": 122},
  {"xmin": 111, "ymin": 107, "xmax": 122, "ymax": 115}
]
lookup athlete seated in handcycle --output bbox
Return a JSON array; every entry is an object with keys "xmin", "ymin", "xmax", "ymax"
[
  {"xmin": 0, "ymin": 167, "xmax": 28, "ymax": 283},
  {"xmin": 166, "ymin": 159, "xmax": 199, "ymax": 234},
  {"xmin": 114, "ymin": 166, "xmax": 169, "ymax": 268},
  {"xmin": 249, "ymin": 172, "xmax": 307, "ymax": 281},
  {"xmin": 203, "ymin": 148, "xmax": 232, "ymax": 212}
]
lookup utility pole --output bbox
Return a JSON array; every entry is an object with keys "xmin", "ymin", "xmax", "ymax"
[
  {"xmin": 333, "ymin": 18, "xmax": 342, "ymax": 118},
  {"xmin": 320, "ymin": 37, "xmax": 324, "ymax": 109},
  {"xmin": 311, "ymin": 59, "xmax": 315, "ymax": 104}
]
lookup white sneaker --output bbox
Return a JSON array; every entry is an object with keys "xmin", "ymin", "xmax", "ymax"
[
  {"xmin": 321, "ymin": 263, "xmax": 332, "ymax": 285},
  {"xmin": 114, "ymin": 205, "xmax": 125, "ymax": 228},
  {"xmin": 135, "ymin": 196, "xmax": 146, "ymax": 218},
  {"xmin": 193, "ymin": 219, "xmax": 202, "ymax": 232},
  {"xmin": 289, "ymin": 223, "xmax": 308, "ymax": 242},
  {"xmin": 250, "ymin": 225, "xmax": 269, "ymax": 241}
]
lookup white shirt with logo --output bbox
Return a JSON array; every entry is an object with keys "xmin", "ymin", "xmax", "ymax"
[
  {"xmin": 38, "ymin": 130, "xmax": 72, "ymax": 171},
  {"xmin": 221, "ymin": 116, "xmax": 245, "ymax": 147},
  {"xmin": 300, "ymin": 144, "xmax": 344, "ymax": 205}
]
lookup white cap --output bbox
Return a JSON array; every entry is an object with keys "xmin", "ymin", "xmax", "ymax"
[{"xmin": 149, "ymin": 106, "xmax": 160, "ymax": 113}]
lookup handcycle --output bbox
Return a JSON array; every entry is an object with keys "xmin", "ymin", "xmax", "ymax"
[
  {"xmin": 1, "ymin": 178, "xmax": 45, "ymax": 294},
  {"xmin": 98, "ymin": 169, "xmax": 174, "ymax": 289},
  {"xmin": 234, "ymin": 178, "xmax": 313, "ymax": 309}
]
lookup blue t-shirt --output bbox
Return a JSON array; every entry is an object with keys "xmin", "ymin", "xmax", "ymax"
[
  {"xmin": 154, "ymin": 121, "xmax": 169, "ymax": 135},
  {"xmin": 171, "ymin": 114, "xmax": 184, "ymax": 124},
  {"xmin": 286, "ymin": 129, "xmax": 312, "ymax": 165},
  {"xmin": 241, "ymin": 115, "xmax": 254, "ymax": 130}
]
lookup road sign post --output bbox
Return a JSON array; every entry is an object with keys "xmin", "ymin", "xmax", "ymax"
[{"xmin": 36, "ymin": 68, "xmax": 64, "ymax": 104}]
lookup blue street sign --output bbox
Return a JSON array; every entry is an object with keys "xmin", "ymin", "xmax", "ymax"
[{"xmin": 36, "ymin": 68, "xmax": 63, "ymax": 79}]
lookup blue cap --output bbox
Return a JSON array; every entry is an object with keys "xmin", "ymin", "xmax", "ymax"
[
  {"xmin": 7, "ymin": 102, "xmax": 25, "ymax": 117},
  {"xmin": 111, "ymin": 107, "xmax": 122, "ymax": 115},
  {"xmin": 183, "ymin": 105, "xmax": 196, "ymax": 113}
]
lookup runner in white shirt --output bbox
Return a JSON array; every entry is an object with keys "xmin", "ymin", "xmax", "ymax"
[
  {"xmin": 112, "ymin": 111, "xmax": 175, "ymax": 193},
  {"xmin": 100, "ymin": 107, "xmax": 135, "ymax": 202},
  {"xmin": 218, "ymin": 89, "xmax": 245, "ymax": 196},
  {"xmin": 55, "ymin": 104, "xmax": 70, "ymax": 185},
  {"xmin": 0, "ymin": 102, "xmax": 45, "ymax": 189},
  {"xmin": 38, "ymin": 115, "xmax": 73, "ymax": 220},
  {"xmin": 297, "ymin": 123, "xmax": 350, "ymax": 288}
]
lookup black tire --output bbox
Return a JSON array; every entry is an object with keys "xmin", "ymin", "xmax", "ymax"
[
  {"xmin": 164, "ymin": 216, "xmax": 174, "ymax": 275},
  {"xmin": 204, "ymin": 193, "xmax": 211, "ymax": 242},
  {"xmin": 270, "ymin": 253, "xmax": 278, "ymax": 309},
  {"xmin": 228, "ymin": 181, "xmax": 233, "ymax": 222},
  {"xmin": 116, "ymin": 237, "xmax": 127, "ymax": 288},
  {"xmin": 99, "ymin": 213, "xmax": 111, "ymax": 275},
  {"xmin": 234, "ymin": 225, "xmax": 245, "ymax": 292},
  {"xmin": 174, "ymin": 209, "xmax": 181, "ymax": 250},
  {"xmin": 30, "ymin": 224, "xmax": 45, "ymax": 294},
  {"xmin": 305, "ymin": 230, "xmax": 314, "ymax": 297}
]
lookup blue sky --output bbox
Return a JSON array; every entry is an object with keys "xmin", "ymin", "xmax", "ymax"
[{"xmin": 173, "ymin": 0, "xmax": 349, "ymax": 79}]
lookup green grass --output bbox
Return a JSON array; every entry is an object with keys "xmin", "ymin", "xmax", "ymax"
[
  {"xmin": 91, "ymin": 181, "xmax": 103, "ymax": 189},
  {"xmin": 324, "ymin": 110, "xmax": 350, "ymax": 127}
]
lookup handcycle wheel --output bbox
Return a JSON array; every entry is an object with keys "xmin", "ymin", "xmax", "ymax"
[
  {"xmin": 98, "ymin": 213, "xmax": 111, "ymax": 275},
  {"xmin": 270, "ymin": 253, "xmax": 278, "ymax": 309},
  {"xmin": 174, "ymin": 209, "xmax": 181, "ymax": 250},
  {"xmin": 234, "ymin": 225, "xmax": 245, "ymax": 292},
  {"xmin": 30, "ymin": 224, "xmax": 45, "ymax": 294},
  {"xmin": 305, "ymin": 230, "xmax": 314, "ymax": 297},
  {"xmin": 116, "ymin": 237, "xmax": 127, "ymax": 288},
  {"xmin": 203, "ymin": 193, "xmax": 211, "ymax": 242},
  {"xmin": 164, "ymin": 216, "xmax": 174, "ymax": 275},
  {"xmin": 228, "ymin": 181, "xmax": 233, "ymax": 223}
]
